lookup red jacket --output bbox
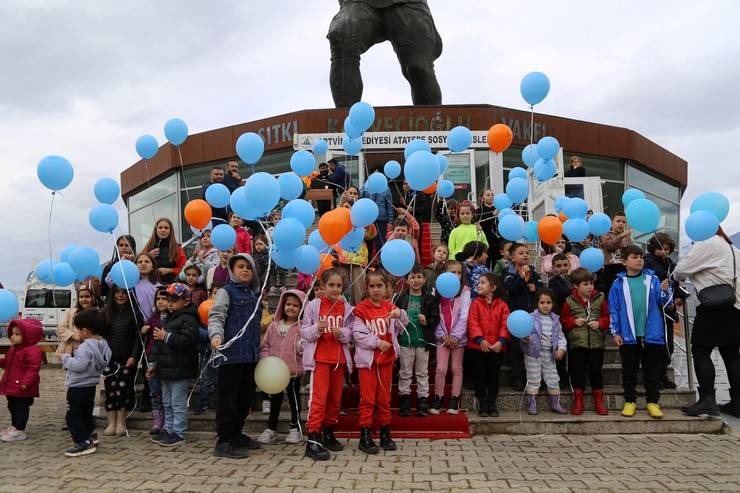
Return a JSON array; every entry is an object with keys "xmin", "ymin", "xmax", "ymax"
[
  {"xmin": 235, "ymin": 227, "xmax": 252, "ymax": 254},
  {"xmin": 0, "ymin": 319, "xmax": 43, "ymax": 398},
  {"xmin": 467, "ymin": 296, "xmax": 510, "ymax": 351}
]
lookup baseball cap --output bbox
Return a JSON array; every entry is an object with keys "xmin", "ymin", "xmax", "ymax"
[{"xmin": 165, "ymin": 283, "xmax": 191, "ymax": 300}]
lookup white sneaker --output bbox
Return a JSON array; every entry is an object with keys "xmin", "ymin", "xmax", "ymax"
[
  {"xmin": 257, "ymin": 428, "xmax": 277, "ymax": 444},
  {"xmin": 1, "ymin": 427, "xmax": 27, "ymax": 442},
  {"xmin": 262, "ymin": 401, "xmax": 271, "ymax": 414},
  {"xmin": 285, "ymin": 428, "xmax": 303, "ymax": 444}
]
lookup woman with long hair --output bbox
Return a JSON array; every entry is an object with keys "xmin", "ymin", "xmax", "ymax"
[
  {"xmin": 142, "ymin": 218, "xmax": 186, "ymax": 284},
  {"xmin": 100, "ymin": 235, "xmax": 136, "ymax": 299}
]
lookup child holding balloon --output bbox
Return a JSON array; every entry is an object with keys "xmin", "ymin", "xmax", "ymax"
[
  {"xmin": 141, "ymin": 287, "xmax": 170, "ymax": 434},
  {"xmin": 447, "ymin": 202, "xmax": 488, "ymax": 261}
]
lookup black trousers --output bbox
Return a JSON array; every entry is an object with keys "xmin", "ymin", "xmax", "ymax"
[
  {"xmin": 568, "ymin": 348, "xmax": 605, "ymax": 390},
  {"xmin": 6, "ymin": 396, "xmax": 34, "ymax": 431},
  {"xmin": 268, "ymin": 376, "xmax": 302, "ymax": 431},
  {"xmin": 620, "ymin": 340, "xmax": 664, "ymax": 404},
  {"xmin": 216, "ymin": 362, "xmax": 256, "ymax": 444},
  {"xmin": 661, "ymin": 317, "xmax": 675, "ymax": 377},
  {"xmin": 508, "ymin": 336, "xmax": 525, "ymax": 386},
  {"xmin": 471, "ymin": 350, "xmax": 502, "ymax": 403},
  {"xmin": 692, "ymin": 344, "xmax": 740, "ymax": 395},
  {"xmin": 66, "ymin": 386, "xmax": 96, "ymax": 444}
]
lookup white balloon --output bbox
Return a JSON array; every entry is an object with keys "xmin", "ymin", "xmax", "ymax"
[{"xmin": 254, "ymin": 356, "xmax": 291, "ymax": 394}]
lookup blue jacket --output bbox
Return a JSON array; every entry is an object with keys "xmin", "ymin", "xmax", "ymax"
[
  {"xmin": 361, "ymin": 189, "xmax": 396, "ymax": 223},
  {"xmin": 608, "ymin": 269, "xmax": 667, "ymax": 345}
]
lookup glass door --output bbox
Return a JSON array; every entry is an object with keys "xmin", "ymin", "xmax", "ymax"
[
  {"xmin": 438, "ymin": 150, "xmax": 476, "ymax": 204},
  {"xmin": 325, "ymin": 150, "xmax": 365, "ymax": 190}
]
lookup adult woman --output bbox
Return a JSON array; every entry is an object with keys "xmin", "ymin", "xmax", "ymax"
[
  {"xmin": 142, "ymin": 218, "xmax": 186, "ymax": 284},
  {"xmin": 564, "ymin": 156, "xmax": 586, "ymax": 178},
  {"xmin": 674, "ymin": 227, "xmax": 740, "ymax": 418},
  {"xmin": 100, "ymin": 235, "xmax": 136, "ymax": 299}
]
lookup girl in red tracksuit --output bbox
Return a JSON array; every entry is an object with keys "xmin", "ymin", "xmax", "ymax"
[
  {"xmin": 467, "ymin": 273, "xmax": 510, "ymax": 418},
  {"xmin": 300, "ymin": 268, "xmax": 358, "ymax": 461},
  {"xmin": 353, "ymin": 270, "xmax": 409, "ymax": 455}
]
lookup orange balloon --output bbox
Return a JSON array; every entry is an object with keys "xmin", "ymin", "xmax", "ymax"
[
  {"xmin": 487, "ymin": 124, "xmax": 514, "ymax": 153},
  {"xmin": 537, "ymin": 216, "xmax": 564, "ymax": 245},
  {"xmin": 559, "ymin": 211, "xmax": 568, "ymax": 223},
  {"xmin": 184, "ymin": 199, "xmax": 212, "ymax": 230},
  {"xmin": 318, "ymin": 209, "xmax": 352, "ymax": 245},
  {"xmin": 423, "ymin": 182, "xmax": 437, "ymax": 194},
  {"xmin": 317, "ymin": 253, "xmax": 335, "ymax": 277},
  {"xmin": 198, "ymin": 299, "xmax": 214, "ymax": 325}
]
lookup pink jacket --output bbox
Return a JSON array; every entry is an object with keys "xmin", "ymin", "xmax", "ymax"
[
  {"xmin": 260, "ymin": 289, "xmax": 306, "ymax": 374},
  {"xmin": 352, "ymin": 305, "xmax": 409, "ymax": 369},
  {"xmin": 434, "ymin": 286, "xmax": 472, "ymax": 345},
  {"xmin": 300, "ymin": 298, "xmax": 360, "ymax": 372}
]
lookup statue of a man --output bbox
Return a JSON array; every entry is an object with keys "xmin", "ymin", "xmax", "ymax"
[{"xmin": 327, "ymin": 0, "xmax": 443, "ymax": 107}]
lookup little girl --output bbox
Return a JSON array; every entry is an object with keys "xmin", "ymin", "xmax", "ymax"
[
  {"xmin": 435, "ymin": 197, "xmax": 459, "ymax": 246},
  {"xmin": 229, "ymin": 212, "xmax": 253, "ymax": 254},
  {"xmin": 461, "ymin": 240, "xmax": 490, "ymax": 298},
  {"xmin": 467, "ymin": 273, "xmax": 509, "ymax": 417},
  {"xmin": 353, "ymin": 270, "xmax": 408, "ymax": 454},
  {"xmin": 142, "ymin": 287, "xmax": 169, "ymax": 435},
  {"xmin": 300, "ymin": 268, "xmax": 358, "ymax": 461},
  {"xmin": 540, "ymin": 237, "xmax": 580, "ymax": 284},
  {"xmin": 258, "ymin": 289, "xmax": 307, "ymax": 445},
  {"xmin": 183, "ymin": 265, "xmax": 208, "ymax": 307},
  {"xmin": 473, "ymin": 188, "xmax": 501, "ymax": 264},
  {"xmin": 106, "ymin": 252, "xmax": 161, "ymax": 321},
  {"xmin": 252, "ymin": 234, "xmax": 270, "ymax": 288},
  {"xmin": 425, "ymin": 243, "xmax": 449, "ymax": 292},
  {"xmin": 521, "ymin": 289, "xmax": 568, "ymax": 415},
  {"xmin": 447, "ymin": 202, "xmax": 488, "ymax": 261},
  {"xmin": 56, "ymin": 280, "xmax": 100, "ymax": 358},
  {"xmin": 336, "ymin": 196, "xmax": 377, "ymax": 305},
  {"xmin": 431, "ymin": 260, "xmax": 471, "ymax": 415},
  {"xmin": 185, "ymin": 230, "xmax": 220, "ymax": 278}
]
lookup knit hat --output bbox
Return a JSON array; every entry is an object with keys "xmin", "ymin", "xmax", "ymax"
[{"xmin": 165, "ymin": 283, "xmax": 191, "ymax": 300}]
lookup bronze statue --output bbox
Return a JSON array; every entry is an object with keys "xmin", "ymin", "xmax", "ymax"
[{"xmin": 327, "ymin": 0, "xmax": 443, "ymax": 108}]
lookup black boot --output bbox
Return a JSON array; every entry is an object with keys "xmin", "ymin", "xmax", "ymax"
[
  {"xmin": 719, "ymin": 388, "xmax": 740, "ymax": 418},
  {"xmin": 681, "ymin": 388, "xmax": 720, "ymax": 417},
  {"xmin": 659, "ymin": 373, "xmax": 677, "ymax": 389},
  {"xmin": 398, "ymin": 394, "xmax": 411, "ymax": 417},
  {"xmin": 358, "ymin": 427, "xmax": 379, "ymax": 454},
  {"xmin": 305, "ymin": 432, "xmax": 330, "ymax": 461},
  {"xmin": 477, "ymin": 398, "xmax": 488, "ymax": 417},
  {"xmin": 416, "ymin": 397, "xmax": 429, "ymax": 417},
  {"xmin": 429, "ymin": 395, "xmax": 442, "ymax": 415},
  {"xmin": 322, "ymin": 426, "xmax": 343, "ymax": 451},
  {"xmin": 487, "ymin": 398, "xmax": 499, "ymax": 417},
  {"xmin": 379, "ymin": 425, "xmax": 396, "ymax": 451}
]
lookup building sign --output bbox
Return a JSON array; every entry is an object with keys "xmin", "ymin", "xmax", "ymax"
[
  {"xmin": 295, "ymin": 131, "xmax": 493, "ymax": 150},
  {"xmin": 256, "ymin": 120, "xmax": 298, "ymax": 146}
]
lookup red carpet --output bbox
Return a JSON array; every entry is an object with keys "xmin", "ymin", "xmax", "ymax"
[{"xmin": 333, "ymin": 410, "xmax": 471, "ymax": 439}]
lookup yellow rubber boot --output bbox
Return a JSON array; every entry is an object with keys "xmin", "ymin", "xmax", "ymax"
[{"xmin": 621, "ymin": 402, "xmax": 637, "ymax": 417}]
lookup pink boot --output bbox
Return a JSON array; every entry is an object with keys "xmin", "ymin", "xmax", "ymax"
[{"xmin": 548, "ymin": 395, "xmax": 568, "ymax": 414}]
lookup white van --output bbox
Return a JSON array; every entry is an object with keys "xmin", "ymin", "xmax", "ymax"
[{"xmin": 21, "ymin": 276, "xmax": 77, "ymax": 338}]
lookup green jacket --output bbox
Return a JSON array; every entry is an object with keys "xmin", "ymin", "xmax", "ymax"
[{"xmin": 560, "ymin": 289, "xmax": 610, "ymax": 350}]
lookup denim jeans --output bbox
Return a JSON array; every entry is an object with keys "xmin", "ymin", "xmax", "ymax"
[
  {"xmin": 161, "ymin": 379, "xmax": 190, "ymax": 438},
  {"xmin": 198, "ymin": 352, "xmax": 217, "ymax": 409}
]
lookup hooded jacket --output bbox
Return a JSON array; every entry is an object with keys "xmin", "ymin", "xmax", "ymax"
[
  {"xmin": 151, "ymin": 304, "xmax": 199, "ymax": 380},
  {"xmin": 434, "ymin": 286, "xmax": 472, "ymax": 345},
  {"xmin": 61, "ymin": 338, "xmax": 111, "ymax": 388},
  {"xmin": 260, "ymin": 289, "xmax": 307, "ymax": 374},
  {"xmin": 0, "ymin": 320, "xmax": 43, "ymax": 398},
  {"xmin": 300, "ymin": 297, "xmax": 359, "ymax": 372},
  {"xmin": 608, "ymin": 269, "xmax": 667, "ymax": 345},
  {"xmin": 521, "ymin": 310, "xmax": 567, "ymax": 358},
  {"xmin": 560, "ymin": 288, "xmax": 610, "ymax": 349}
]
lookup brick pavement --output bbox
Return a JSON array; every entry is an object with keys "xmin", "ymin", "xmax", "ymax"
[{"xmin": 1, "ymin": 368, "xmax": 740, "ymax": 492}]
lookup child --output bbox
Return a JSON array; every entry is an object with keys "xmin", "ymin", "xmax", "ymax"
[
  {"xmin": 300, "ymin": 268, "xmax": 357, "ymax": 461},
  {"xmin": 258, "ymin": 289, "xmax": 308, "ymax": 445},
  {"xmin": 492, "ymin": 241, "xmax": 513, "ymax": 278},
  {"xmin": 185, "ymin": 230, "xmax": 220, "ymax": 277},
  {"xmin": 102, "ymin": 285, "xmax": 143, "ymax": 437},
  {"xmin": 431, "ymin": 260, "xmax": 471, "ymax": 415},
  {"xmin": 61, "ymin": 308, "xmax": 111, "ymax": 457},
  {"xmin": 195, "ymin": 284, "xmax": 221, "ymax": 415},
  {"xmin": 467, "ymin": 274, "xmax": 509, "ymax": 417},
  {"xmin": 560, "ymin": 268, "xmax": 611, "ymax": 415},
  {"xmin": 229, "ymin": 212, "xmax": 253, "ymax": 254},
  {"xmin": 435, "ymin": 197, "xmax": 459, "ymax": 246},
  {"xmin": 183, "ymin": 264, "xmax": 208, "ymax": 307},
  {"xmin": 396, "ymin": 265, "xmax": 440, "ymax": 417},
  {"xmin": 521, "ymin": 289, "xmax": 567, "ymax": 415},
  {"xmin": 56, "ymin": 280, "xmax": 100, "ymax": 358},
  {"xmin": 540, "ymin": 237, "xmax": 580, "ymax": 284},
  {"xmin": 106, "ymin": 252, "xmax": 160, "ymax": 321},
  {"xmin": 336, "ymin": 196, "xmax": 377, "ymax": 304},
  {"xmin": 460, "ymin": 240, "xmax": 490, "ymax": 298},
  {"xmin": 141, "ymin": 287, "xmax": 169, "ymax": 433},
  {"xmin": 503, "ymin": 243, "xmax": 543, "ymax": 391},
  {"xmin": 353, "ymin": 270, "xmax": 409, "ymax": 454},
  {"xmin": 447, "ymin": 201, "xmax": 488, "ymax": 261},
  {"xmin": 0, "ymin": 319, "xmax": 43, "ymax": 442},
  {"xmin": 252, "ymin": 234, "xmax": 270, "ymax": 288},
  {"xmin": 548, "ymin": 253, "xmax": 573, "ymax": 314},
  {"xmin": 387, "ymin": 213, "xmax": 421, "ymax": 265},
  {"xmin": 208, "ymin": 253, "xmax": 264, "ymax": 459},
  {"xmin": 206, "ymin": 247, "xmax": 234, "ymax": 290},
  {"xmin": 425, "ymin": 243, "xmax": 449, "ymax": 292},
  {"xmin": 600, "ymin": 211, "xmax": 632, "ymax": 263},
  {"xmin": 147, "ymin": 283, "xmax": 199, "ymax": 446},
  {"xmin": 473, "ymin": 188, "xmax": 501, "ymax": 264},
  {"xmin": 609, "ymin": 245, "xmax": 669, "ymax": 419}
]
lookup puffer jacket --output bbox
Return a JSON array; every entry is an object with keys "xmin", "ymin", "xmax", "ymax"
[
  {"xmin": 260, "ymin": 289, "xmax": 307, "ymax": 374},
  {"xmin": 560, "ymin": 289, "xmax": 610, "ymax": 349},
  {"xmin": 0, "ymin": 320, "xmax": 43, "ymax": 398},
  {"xmin": 521, "ymin": 311, "xmax": 567, "ymax": 358},
  {"xmin": 434, "ymin": 286, "xmax": 472, "ymax": 345},
  {"xmin": 608, "ymin": 270, "xmax": 667, "ymax": 345},
  {"xmin": 105, "ymin": 304, "xmax": 143, "ymax": 364},
  {"xmin": 150, "ymin": 304, "xmax": 199, "ymax": 380},
  {"xmin": 467, "ymin": 296, "xmax": 510, "ymax": 351}
]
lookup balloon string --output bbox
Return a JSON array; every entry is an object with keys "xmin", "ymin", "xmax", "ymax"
[
  {"xmin": 47, "ymin": 192, "xmax": 59, "ymax": 309},
  {"xmin": 178, "ymin": 146, "xmax": 191, "ymax": 204}
]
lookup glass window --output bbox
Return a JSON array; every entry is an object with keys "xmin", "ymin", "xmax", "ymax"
[
  {"xmin": 503, "ymin": 145, "xmax": 525, "ymax": 169},
  {"xmin": 564, "ymin": 153, "xmax": 624, "ymax": 181},
  {"xmin": 24, "ymin": 289, "xmax": 71, "ymax": 308},
  {"xmin": 444, "ymin": 152, "xmax": 473, "ymax": 203},
  {"xmin": 128, "ymin": 194, "xmax": 179, "ymax": 249},
  {"xmin": 627, "ymin": 164, "xmax": 680, "ymax": 203},
  {"xmin": 128, "ymin": 173, "xmax": 177, "ymax": 212},
  {"xmin": 602, "ymin": 181, "xmax": 625, "ymax": 217}
]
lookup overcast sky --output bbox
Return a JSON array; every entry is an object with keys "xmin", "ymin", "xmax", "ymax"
[{"xmin": 1, "ymin": 0, "xmax": 738, "ymax": 291}]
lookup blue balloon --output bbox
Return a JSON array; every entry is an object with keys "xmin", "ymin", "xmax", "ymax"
[
  {"xmin": 273, "ymin": 218, "xmax": 306, "ymax": 251},
  {"xmin": 563, "ymin": 197, "xmax": 588, "ymax": 219},
  {"xmin": 308, "ymin": 229, "xmax": 329, "ymax": 252},
  {"xmin": 381, "ymin": 239, "xmax": 415, "ymax": 277},
  {"xmin": 229, "ymin": 186, "xmax": 261, "ymax": 221},
  {"xmin": 69, "ymin": 246, "xmax": 100, "ymax": 277},
  {"xmin": 499, "ymin": 208, "xmax": 516, "ymax": 218},
  {"xmin": 236, "ymin": 132, "xmax": 265, "ymax": 165},
  {"xmin": 0, "ymin": 289, "xmax": 19, "ymax": 323},
  {"xmin": 312, "ymin": 139, "xmax": 328, "ymax": 154},
  {"xmin": 37, "ymin": 155, "xmax": 74, "ymax": 191},
  {"xmin": 525, "ymin": 220, "xmax": 539, "ymax": 242},
  {"xmin": 534, "ymin": 158, "xmax": 557, "ymax": 182},
  {"xmin": 36, "ymin": 259, "xmax": 54, "ymax": 284},
  {"xmin": 278, "ymin": 172, "xmax": 304, "ymax": 201},
  {"xmin": 588, "ymin": 213, "xmax": 612, "ymax": 236},
  {"xmin": 536, "ymin": 136, "xmax": 560, "ymax": 160},
  {"xmin": 436, "ymin": 153, "xmax": 448, "ymax": 175},
  {"xmin": 350, "ymin": 198, "xmax": 379, "ymax": 228},
  {"xmin": 59, "ymin": 244, "xmax": 78, "ymax": 264},
  {"xmin": 135, "ymin": 134, "xmax": 159, "ymax": 160},
  {"xmin": 110, "ymin": 259, "xmax": 140, "ymax": 288},
  {"xmin": 404, "ymin": 151, "xmax": 438, "ymax": 191},
  {"xmin": 349, "ymin": 101, "xmax": 375, "ymax": 131},
  {"xmin": 205, "ymin": 183, "xmax": 231, "ymax": 208},
  {"xmin": 52, "ymin": 262, "xmax": 77, "ymax": 286},
  {"xmin": 290, "ymin": 150, "xmax": 316, "ymax": 177},
  {"xmin": 580, "ymin": 247, "xmax": 605, "ymax": 273},
  {"xmin": 563, "ymin": 218, "xmax": 589, "ymax": 242},
  {"xmin": 626, "ymin": 198, "xmax": 660, "ymax": 233},
  {"xmin": 686, "ymin": 211, "xmax": 720, "ymax": 242},
  {"xmin": 282, "ymin": 199, "xmax": 315, "ymax": 229},
  {"xmin": 520, "ymin": 71, "xmax": 551, "ymax": 106},
  {"xmin": 343, "ymin": 135, "xmax": 363, "ymax": 156},
  {"xmin": 493, "ymin": 193, "xmax": 513, "ymax": 210},
  {"xmin": 448, "ymin": 126, "xmax": 472, "ymax": 152},
  {"xmin": 384, "ymin": 160, "xmax": 401, "ymax": 179},
  {"xmin": 340, "ymin": 227, "xmax": 365, "ymax": 253},
  {"xmin": 94, "ymin": 178, "xmax": 120, "ymax": 204},
  {"xmin": 244, "ymin": 172, "xmax": 280, "ymax": 215},
  {"xmin": 272, "ymin": 245, "xmax": 302, "ymax": 269},
  {"xmin": 89, "ymin": 204, "xmax": 119, "ymax": 233},
  {"xmin": 509, "ymin": 167, "xmax": 528, "ymax": 181},
  {"xmin": 507, "ymin": 310, "xmax": 534, "ymax": 338},
  {"xmin": 437, "ymin": 179, "xmax": 454, "ymax": 199},
  {"xmin": 622, "ymin": 188, "xmax": 645, "ymax": 207},
  {"xmin": 691, "ymin": 192, "xmax": 730, "ymax": 223},
  {"xmin": 211, "ymin": 224, "xmax": 237, "ymax": 250},
  {"xmin": 436, "ymin": 272, "xmax": 461, "ymax": 299},
  {"xmin": 297, "ymin": 245, "xmax": 321, "ymax": 274},
  {"xmin": 344, "ymin": 117, "xmax": 362, "ymax": 139},
  {"xmin": 554, "ymin": 196, "xmax": 569, "ymax": 213},
  {"xmin": 506, "ymin": 177, "xmax": 529, "ymax": 204},
  {"xmin": 521, "ymin": 144, "xmax": 540, "ymax": 168},
  {"xmin": 164, "ymin": 118, "xmax": 188, "ymax": 146},
  {"xmin": 404, "ymin": 139, "xmax": 431, "ymax": 159},
  {"xmin": 498, "ymin": 214, "xmax": 526, "ymax": 241},
  {"xmin": 365, "ymin": 172, "xmax": 388, "ymax": 194}
]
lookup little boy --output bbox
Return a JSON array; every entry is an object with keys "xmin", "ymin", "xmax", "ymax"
[
  {"xmin": 548, "ymin": 253, "xmax": 573, "ymax": 314},
  {"xmin": 609, "ymin": 245, "xmax": 669, "ymax": 419},
  {"xmin": 492, "ymin": 241, "xmax": 513, "ymax": 278},
  {"xmin": 61, "ymin": 309, "xmax": 111, "ymax": 456},
  {"xmin": 395, "ymin": 265, "xmax": 440, "ymax": 417},
  {"xmin": 387, "ymin": 212, "xmax": 421, "ymax": 265}
]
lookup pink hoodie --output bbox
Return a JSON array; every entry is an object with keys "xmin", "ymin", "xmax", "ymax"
[{"xmin": 260, "ymin": 289, "xmax": 307, "ymax": 374}]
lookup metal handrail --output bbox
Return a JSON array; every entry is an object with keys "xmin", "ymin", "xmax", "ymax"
[{"xmin": 680, "ymin": 302, "xmax": 695, "ymax": 389}]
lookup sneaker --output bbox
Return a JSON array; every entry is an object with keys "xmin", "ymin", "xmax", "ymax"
[
  {"xmin": 446, "ymin": 396, "xmax": 460, "ymax": 415},
  {"xmin": 262, "ymin": 401, "xmax": 271, "ymax": 414},
  {"xmin": 158, "ymin": 433, "xmax": 185, "ymax": 447},
  {"xmin": 234, "ymin": 434, "xmax": 261, "ymax": 450},
  {"xmin": 150, "ymin": 430, "xmax": 169, "ymax": 443},
  {"xmin": 285, "ymin": 428, "xmax": 303, "ymax": 444},
  {"xmin": 429, "ymin": 395, "xmax": 442, "ymax": 415},
  {"xmin": 646, "ymin": 403, "xmax": 664, "ymax": 419},
  {"xmin": 214, "ymin": 441, "xmax": 248, "ymax": 459},
  {"xmin": 90, "ymin": 432, "xmax": 100, "ymax": 447},
  {"xmin": 64, "ymin": 441, "xmax": 96, "ymax": 457},
  {"xmin": 0, "ymin": 427, "xmax": 27, "ymax": 442},
  {"xmin": 258, "ymin": 428, "xmax": 278, "ymax": 444},
  {"xmin": 193, "ymin": 407, "xmax": 207, "ymax": 416},
  {"xmin": 621, "ymin": 402, "xmax": 637, "ymax": 417}
]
